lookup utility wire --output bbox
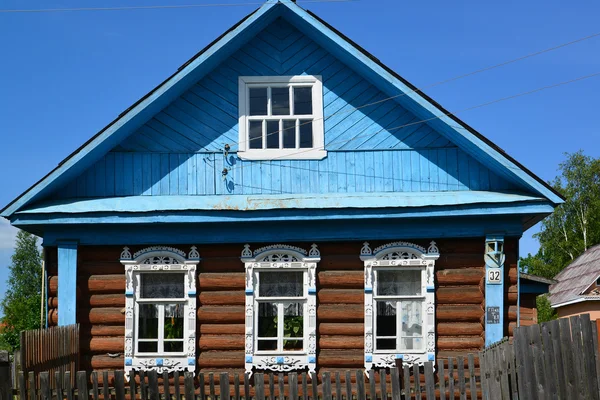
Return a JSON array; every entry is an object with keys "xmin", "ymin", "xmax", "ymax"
[
  {"xmin": 0, "ymin": 0, "xmax": 354, "ymax": 13},
  {"xmin": 227, "ymin": 70, "xmax": 600, "ymax": 175},
  {"xmin": 223, "ymin": 30, "xmax": 600, "ymax": 150}
]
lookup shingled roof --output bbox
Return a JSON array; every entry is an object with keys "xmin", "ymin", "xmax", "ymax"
[{"xmin": 549, "ymin": 244, "xmax": 600, "ymax": 307}]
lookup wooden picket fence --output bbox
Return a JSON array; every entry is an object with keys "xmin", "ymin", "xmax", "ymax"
[
  {"xmin": 4, "ymin": 314, "xmax": 600, "ymax": 399},
  {"xmin": 20, "ymin": 324, "xmax": 80, "ymax": 388}
]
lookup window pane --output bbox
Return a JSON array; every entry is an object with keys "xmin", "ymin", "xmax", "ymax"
[
  {"xmin": 376, "ymin": 339, "xmax": 396, "ymax": 350},
  {"xmin": 259, "ymin": 271, "xmax": 303, "ymax": 297},
  {"xmin": 401, "ymin": 301, "xmax": 422, "ymax": 337},
  {"xmin": 376, "ymin": 301, "xmax": 396, "ymax": 338},
  {"xmin": 283, "ymin": 120, "xmax": 296, "ymax": 149},
  {"xmin": 283, "ymin": 303, "xmax": 303, "ymax": 351},
  {"xmin": 299, "ymin": 120, "xmax": 313, "ymax": 148},
  {"xmin": 138, "ymin": 342, "xmax": 158, "ymax": 353},
  {"xmin": 249, "ymin": 121, "xmax": 263, "ymax": 149},
  {"xmin": 266, "ymin": 120, "xmax": 280, "ymax": 149},
  {"xmin": 249, "ymin": 88, "xmax": 267, "ymax": 116},
  {"xmin": 258, "ymin": 302, "xmax": 278, "ymax": 338},
  {"xmin": 164, "ymin": 304, "xmax": 184, "ymax": 340},
  {"xmin": 376, "ymin": 270, "xmax": 421, "ymax": 296},
  {"xmin": 164, "ymin": 341, "xmax": 184, "ymax": 352},
  {"xmin": 140, "ymin": 274, "xmax": 185, "ymax": 299},
  {"xmin": 258, "ymin": 340, "xmax": 277, "ymax": 351},
  {"xmin": 294, "ymin": 87, "xmax": 312, "ymax": 115},
  {"xmin": 400, "ymin": 337, "xmax": 422, "ymax": 351},
  {"xmin": 272, "ymin": 87, "xmax": 290, "ymax": 115},
  {"xmin": 139, "ymin": 304, "xmax": 159, "ymax": 339}
]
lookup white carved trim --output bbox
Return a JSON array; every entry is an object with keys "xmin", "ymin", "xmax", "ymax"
[
  {"xmin": 362, "ymin": 241, "xmax": 439, "ymax": 372},
  {"xmin": 242, "ymin": 244, "xmax": 319, "ymax": 376},
  {"xmin": 121, "ymin": 246, "xmax": 198, "ymax": 376}
]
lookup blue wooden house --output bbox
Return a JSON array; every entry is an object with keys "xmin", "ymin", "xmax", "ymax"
[{"xmin": 1, "ymin": 0, "xmax": 561, "ymax": 376}]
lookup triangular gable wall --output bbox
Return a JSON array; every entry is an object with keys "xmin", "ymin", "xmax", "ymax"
[{"xmin": 48, "ymin": 19, "xmax": 521, "ymax": 199}]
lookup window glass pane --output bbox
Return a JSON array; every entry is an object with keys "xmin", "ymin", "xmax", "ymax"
[
  {"xmin": 299, "ymin": 120, "xmax": 313, "ymax": 148},
  {"xmin": 376, "ymin": 301, "xmax": 396, "ymax": 339},
  {"xmin": 376, "ymin": 339, "xmax": 396, "ymax": 350},
  {"xmin": 283, "ymin": 303, "xmax": 303, "ymax": 351},
  {"xmin": 164, "ymin": 341, "xmax": 184, "ymax": 352},
  {"xmin": 272, "ymin": 87, "xmax": 290, "ymax": 115},
  {"xmin": 258, "ymin": 302, "xmax": 278, "ymax": 338},
  {"xmin": 266, "ymin": 120, "xmax": 280, "ymax": 149},
  {"xmin": 249, "ymin": 121, "xmax": 263, "ymax": 149},
  {"xmin": 400, "ymin": 337, "xmax": 422, "ymax": 350},
  {"xmin": 259, "ymin": 271, "xmax": 303, "ymax": 297},
  {"xmin": 294, "ymin": 87, "xmax": 312, "ymax": 115},
  {"xmin": 258, "ymin": 340, "xmax": 277, "ymax": 351},
  {"xmin": 139, "ymin": 304, "xmax": 159, "ymax": 339},
  {"xmin": 249, "ymin": 88, "xmax": 268, "ymax": 116},
  {"xmin": 138, "ymin": 342, "xmax": 158, "ymax": 353},
  {"xmin": 401, "ymin": 301, "xmax": 422, "ymax": 337},
  {"xmin": 140, "ymin": 274, "xmax": 185, "ymax": 299},
  {"xmin": 283, "ymin": 120, "xmax": 296, "ymax": 149},
  {"xmin": 164, "ymin": 304, "xmax": 184, "ymax": 340},
  {"xmin": 376, "ymin": 270, "xmax": 421, "ymax": 296}
]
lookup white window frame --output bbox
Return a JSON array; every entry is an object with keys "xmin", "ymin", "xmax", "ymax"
[
  {"xmin": 360, "ymin": 241, "xmax": 440, "ymax": 371},
  {"xmin": 120, "ymin": 246, "xmax": 199, "ymax": 375},
  {"xmin": 238, "ymin": 75, "xmax": 326, "ymax": 160},
  {"xmin": 241, "ymin": 244, "xmax": 320, "ymax": 376}
]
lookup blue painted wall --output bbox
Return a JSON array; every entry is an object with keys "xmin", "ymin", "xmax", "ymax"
[{"xmin": 50, "ymin": 18, "xmax": 522, "ymax": 200}]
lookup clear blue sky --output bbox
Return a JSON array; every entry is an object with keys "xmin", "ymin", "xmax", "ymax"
[{"xmin": 0, "ymin": 0, "xmax": 599, "ymax": 300}]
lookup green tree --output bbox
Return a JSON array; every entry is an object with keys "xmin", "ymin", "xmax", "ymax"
[
  {"xmin": 536, "ymin": 294, "xmax": 557, "ymax": 323},
  {"xmin": 524, "ymin": 151, "xmax": 600, "ymax": 278},
  {"xmin": 0, "ymin": 231, "xmax": 42, "ymax": 351}
]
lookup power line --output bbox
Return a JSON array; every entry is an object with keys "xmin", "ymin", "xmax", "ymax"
[
  {"xmin": 227, "ymin": 70, "xmax": 600, "ymax": 175},
  {"xmin": 225, "ymin": 30, "xmax": 600, "ymax": 150},
  {"xmin": 0, "ymin": 0, "xmax": 354, "ymax": 13}
]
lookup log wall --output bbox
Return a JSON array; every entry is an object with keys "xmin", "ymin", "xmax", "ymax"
[{"xmin": 45, "ymin": 237, "xmax": 519, "ymax": 374}]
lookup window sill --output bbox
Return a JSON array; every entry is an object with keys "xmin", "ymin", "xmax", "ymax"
[{"xmin": 237, "ymin": 149, "xmax": 327, "ymax": 161}]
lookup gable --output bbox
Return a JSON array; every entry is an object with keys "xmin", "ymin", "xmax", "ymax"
[
  {"xmin": 50, "ymin": 19, "xmax": 520, "ymax": 199},
  {"xmin": 550, "ymin": 244, "xmax": 600, "ymax": 307},
  {"xmin": 1, "ymin": 1, "xmax": 562, "ymax": 218}
]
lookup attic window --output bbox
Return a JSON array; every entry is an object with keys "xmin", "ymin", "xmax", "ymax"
[{"xmin": 238, "ymin": 76, "xmax": 326, "ymax": 160}]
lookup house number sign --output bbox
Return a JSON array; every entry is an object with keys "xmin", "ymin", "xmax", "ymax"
[{"xmin": 487, "ymin": 269, "xmax": 502, "ymax": 284}]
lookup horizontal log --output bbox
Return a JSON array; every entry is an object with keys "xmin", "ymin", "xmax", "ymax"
[
  {"xmin": 509, "ymin": 321, "xmax": 517, "ymax": 336},
  {"xmin": 509, "ymin": 305, "xmax": 518, "ymax": 320},
  {"xmin": 318, "ymin": 271, "xmax": 363, "ymax": 289},
  {"xmin": 436, "ymin": 268, "xmax": 483, "ymax": 285},
  {"xmin": 437, "ymin": 322, "xmax": 483, "ymax": 336},
  {"xmin": 318, "ymin": 289, "xmax": 363, "ymax": 304},
  {"xmin": 49, "ymin": 294, "xmax": 127, "ymax": 308},
  {"xmin": 318, "ymin": 305, "xmax": 363, "ymax": 322},
  {"xmin": 319, "ymin": 336, "xmax": 362, "ymax": 349},
  {"xmin": 48, "ymin": 309, "xmax": 58, "ymax": 325},
  {"xmin": 78, "ymin": 262, "xmax": 124, "ymax": 275},
  {"xmin": 200, "ymin": 291, "xmax": 244, "ymax": 306},
  {"xmin": 82, "ymin": 337, "xmax": 124, "ymax": 353},
  {"xmin": 199, "ymin": 351, "xmax": 244, "ymax": 368},
  {"xmin": 89, "ymin": 355, "xmax": 124, "ymax": 370},
  {"xmin": 437, "ymin": 336, "xmax": 484, "ymax": 350},
  {"xmin": 199, "ymin": 335, "xmax": 243, "ymax": 351},
  {"xmin": 437, "ymin": 305, "xmax": 483, "ymax": 323},
  {"xmin": 199, "ymin": 324, "xmax": 245, "ymax": 335},
  {"xmin": 318, "ymin": 255, "xmax": 363, "ymax": 271},
  {"xmin": 199, "ymin": 273, "xmax": 244, "ymax": 291},
  {"xmin": 79, "ymin": 308, "xmax": 125, "ymax": 325},
  {"xmin": 87, "ymin": 325, "xmax": 125, "ymax": 337},
  {"xmin": 436, "ymin": 286, "xmax": 483, "ymax": 304},
  {"xmin": 318, "ymin": 350, "xmax": 363, "ymax": 368},
  {"xmin": 198, "ymin": 306, "xmax": 244, "ymax": 324},
  {"xmin": 318, "ymin": 323, "xmax": 363, "ymax": 336}
]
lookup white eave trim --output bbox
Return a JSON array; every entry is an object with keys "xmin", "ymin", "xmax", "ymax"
[{"xmin": 551, "ymin": 297, "xmax": 600, "ymax": 308}]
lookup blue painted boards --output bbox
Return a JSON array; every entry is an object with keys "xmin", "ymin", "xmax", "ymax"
[
  {"xmin": 57, "ymin": 241, "xmax": 78, "ymax": 326},
  {"xmin": 51, "ymin": 18, "xmax": 522, "ymax": 201}
]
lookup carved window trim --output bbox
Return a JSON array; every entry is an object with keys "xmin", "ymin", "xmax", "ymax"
[
  {"xmin": 120, "ymin": 246, "xmax": 200, "ymax": 375},
  {"xmin": 360, "ymin": 241, "xmax": 440, "ymax": 371},
  {"xmin": 241, "ymin": 244, "xmax": 320, "ymax": 376}
]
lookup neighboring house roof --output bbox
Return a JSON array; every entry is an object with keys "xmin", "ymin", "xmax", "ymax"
[
  {"xmin": 521, "ymin": 273, "xmax": 557, "ymax": 286},
  {"xmin": 549, "ymin": 244, "xmax": 600, "ymax": 307},
  {"xmin": 0, "ymin": 0, "xmax": 564, "ymax": 219},
  {"xmin": 519, "ymin": 272, "xmax": 556, "ymax": 296}
]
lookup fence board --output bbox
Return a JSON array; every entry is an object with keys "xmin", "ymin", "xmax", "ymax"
[
  {"xmin": 467, "ymin": 354, "xmax": 476, "ymax": 400},
  {"xmin": 356, "ymin": 371, "xmax": 365, "ymax": 400},
  {"xmin": 457, "ymin": 356, "xmax": 465, "ymax": 400},
  {"xmin": 424, "ymin": 363, "xmax": 434, "ymax": 400},
  {"xmin": 447, "ymin": 358, "xmax": 454, "ymax": 400},
  {"xmin": 438, "ymin": 359, "xmax": 446, "ymax": 400},
  {"xmin": 402, "ymin": 365, "xmax": 410, "ymax": 400},
  {"xmin": 540, "ymin": 322, "xmax": 557, "ymax": 399},
  {"xmin": 77, "ymin": 371, "xmax": 88, "ymax": 400},
  {"xmin": 379, "ymin": 369, "xmax": 386, "ymax": 400},
  {"xmin": 413, "ymin": 364, "xmax": 421, "ymax": 400},
  {"xmin": 569, "ymin": 316, "xmax": 587, "ymax": 399},
  {"xmin": 581, "ymin": 314, "xmax": 599, "ymax": 398}
]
